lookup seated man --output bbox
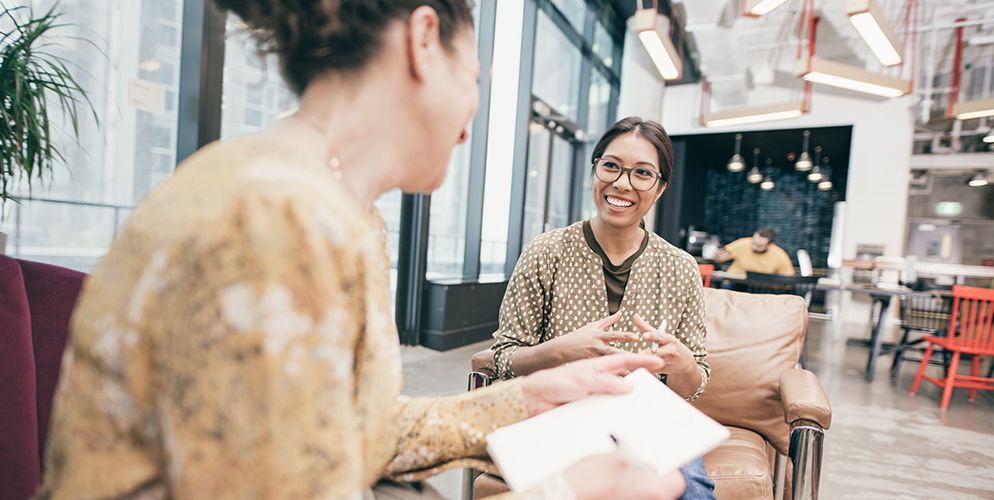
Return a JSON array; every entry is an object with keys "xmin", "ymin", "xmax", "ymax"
[{"xmin": 715, "ymin": 227, "xmax": 794, "ymax": 276}]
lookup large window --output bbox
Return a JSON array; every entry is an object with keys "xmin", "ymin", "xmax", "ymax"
[
  {"xmin": 2, "ymin": 0, "xmax": 183, "ymax": 271},
  {"xmin": 519, "ymin": 0, "xmax": 622, "ymax": 251}
]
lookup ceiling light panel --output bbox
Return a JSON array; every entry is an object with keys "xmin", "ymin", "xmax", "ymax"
[
  {"xmin": 742, "ymin": 0, "xmax": 789, "ymax": 18},
  {"xmin": 846, "ymin": 0, "xmax": 904, "ymax": 67},
  {"xmin": 635, "ymin": 10, "xmax": 683, "ymax": 81},
  {"xmin": 795, "ymin": 58, "xmax": 910, "ymax": 98}
]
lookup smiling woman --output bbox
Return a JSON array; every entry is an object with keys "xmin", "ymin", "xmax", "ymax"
[{"xmin": 490, "ymin": 117, "xmax": 717, "ymax": 499}]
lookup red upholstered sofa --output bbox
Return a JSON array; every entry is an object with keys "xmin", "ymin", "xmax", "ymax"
[{"xmin": 0, "ymin": 255, "xmax": 86, "ymax": 500}]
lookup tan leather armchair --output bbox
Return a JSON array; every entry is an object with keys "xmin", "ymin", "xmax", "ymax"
[{"xmin": 465, "ymin": 288, "xmax": 831, "ymax": 500}]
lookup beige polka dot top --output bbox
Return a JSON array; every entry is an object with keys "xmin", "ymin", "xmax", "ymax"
[{"xmin": 491, "ymin": 222, "xmax": 710, "ymax": 402}]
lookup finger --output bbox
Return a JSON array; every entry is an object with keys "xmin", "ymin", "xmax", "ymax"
[
  {"xmin": 632, "ymin": 313, "xmax": 657, "ymax": 334},
  {"xmin": 592, "ymin": 310, "xmax": 624, "ymax": 330},
  {"xmin": 596, "ymin": 345, "xmax": 626, "ymax": 356},
  {"xmin": 602, "ymin": 330, "xmax": 640, "ymax": 343},
  {"xmin": 584, "ymin": 352, "xmax": 666, "ymax": 376}
]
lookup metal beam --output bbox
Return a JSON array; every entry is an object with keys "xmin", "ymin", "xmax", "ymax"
[
  {"xmin": 176, "ymin": 0, "xmax": 226, "ymax": 164},
  {"xmin": 395, "ymin": 193, "xmax": 431, "ymax": 345}
]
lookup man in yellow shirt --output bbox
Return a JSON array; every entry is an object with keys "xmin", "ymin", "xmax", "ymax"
[{"xmin": 715, "ymin": 227, "xmax": 795, "ymax": 276}]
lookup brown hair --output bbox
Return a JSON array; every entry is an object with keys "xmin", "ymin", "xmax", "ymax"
[
  {"xmin": 590, "ymin": 116, "xmax": 674, "ymax": 191},
  {"xmin": 212, "ymin": 0, "xmax": 475, "ymax": 95},
  {"xmin": 756, "ymin": 227, "xmax": 777, "ymax": 243}
]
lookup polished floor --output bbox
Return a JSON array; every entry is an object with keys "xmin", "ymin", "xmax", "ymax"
[{"xmin": 399, "ymin": 318, "xmax": 994, "ymax": 500}]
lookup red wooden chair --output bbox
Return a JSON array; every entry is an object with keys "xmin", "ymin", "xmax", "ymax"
[
  {"xmin": 911, "ymin": 285, "xmax": 994, "ymax": 410},
  {"xmin": 699, "ymin": 264, "xmax": 714, "ymax": 288}
]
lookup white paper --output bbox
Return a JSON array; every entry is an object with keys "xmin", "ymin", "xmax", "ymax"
[
  {"xmin": 486, "ymin": 369, "xmax": 730, "ymax": 492},
  {"xmin": 127, "ymin": 77, "xmax": 165, "ymax": 115}
]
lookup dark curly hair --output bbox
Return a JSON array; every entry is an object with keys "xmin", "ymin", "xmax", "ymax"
[
  {"xmin": 212, "ymin": 0, "xmax": 474, "ymax": 95},
  {"xmin": 590, "ymin": 116, "xmax": 674, "ymax": 191}
]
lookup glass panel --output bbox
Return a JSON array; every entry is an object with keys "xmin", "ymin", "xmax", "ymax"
[
  {"xmin": 522, "ymin": 125, "xmax": 552, "ymax": 245},
  {"xmin": 587, "ymin": 68, "xmax": 611, "ymax": 139},
  {"xmin": 551, "ymin": 0, "xmax": 587, "ymax": 33},
  {"xmin": 547, "ymin": 136, "xmax": 574, "ymax": 229},
  {"xmin": 592, "ymin": 21, "xmax": 615, "ymax": 70},
  {"xmin": 425, "ymin": 1, "xmax": 481, "ymax": 279},
  {"xmin": 374, "ymin": 189, "xmax": 403, "ymax": 300},
  {"xmin": 2, "ymin": 0, "xmax": 183, "ymax": 271},
  {"xmin": 220, "ymin": 14, "xmax": 298, "ymax": 139},
  {"xmin": 426, "ymin": 140, "xmax": 471, "ymax": 278},
  {"xmin": 580, "ymin": 142, "xmax": 597, "ymax": 221},
  {"xmin": 532, "ymin": 11, "xmax": 582, "ymax": 121}
]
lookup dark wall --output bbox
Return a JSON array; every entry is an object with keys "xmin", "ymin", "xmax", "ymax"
[{"xmin": 656, "ymin": 126, "xmax": 851, "ymax": 269}]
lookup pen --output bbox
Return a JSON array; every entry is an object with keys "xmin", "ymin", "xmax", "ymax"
[{"xmin": 610, "ymin": 434, "xmax": 652, "ymax": 472}]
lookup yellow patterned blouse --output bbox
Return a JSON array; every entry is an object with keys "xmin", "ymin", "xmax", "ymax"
[{"xmin": 35, "ymin": 140, "xmax": 574, "ymax": 500}]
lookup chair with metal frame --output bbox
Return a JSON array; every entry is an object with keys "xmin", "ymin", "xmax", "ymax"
[
  {"xmin": 911, "ymin": 285, "xmax": 994, "ymax": 410},
  {"xmin": 890, "ymin": 291, "xmax": 953, "ymax": 382},
  {"xmin": 463, "ymin": 289, "xmax": 832, "ymax": 500}
]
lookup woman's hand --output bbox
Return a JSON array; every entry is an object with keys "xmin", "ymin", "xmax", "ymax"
[
  {"xmin": 519, "ymin": 353, "xmax": 666, "ymax": 417},
  {"xmin": 633, "ymin": 314, "xmax": 702, "ymax": 399},
  {"xmin": 547, "ymin": 310, "xmax": 641, "ymax": 361},
  {"xmin": 563, "ymin": 453, "xmax": 686, "ymax": 500},
  {"xmin": 511, "ymin": 311, "xmax": 641, "ymax": 376}
]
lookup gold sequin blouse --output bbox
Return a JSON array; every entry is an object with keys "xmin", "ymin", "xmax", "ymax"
[
  {"xmin": 35, "ymin": 140, "xmax": 574, "ymax": 500},
  {"xmin": 491, "ymin": 223, "xmax": 710, "ymax": 401}
]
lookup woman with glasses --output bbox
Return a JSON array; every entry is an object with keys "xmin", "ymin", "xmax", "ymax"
[{"xmin": 491, "ymin": 117, "xmax": 714, "ymax": 499}]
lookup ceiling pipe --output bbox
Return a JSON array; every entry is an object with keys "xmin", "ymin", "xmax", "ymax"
[{"xmin": 945, "ymin": 17, "xmax": 967, "ymax": 119}]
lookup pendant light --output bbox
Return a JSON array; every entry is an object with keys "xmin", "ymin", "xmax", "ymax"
[
  {"xmin": 808, "ymin": 149, "xmax": 825, "ymax": 183},
  {"xmin": 727, "ymin": 133, "xmax": 745, "ymax": 172},
  {"xmin": 746, "ymin": 148, "xmax": 763, "ymax": 183},
  {"xmin": 818, "ymin": 179, "xmax": 833, "ymax": 191},
  {"xmin": 760, "ymin": 158, "xmax": 775, "ymax": 190},
  {"xmin": 795, "ymin": 130, "xmax": 812, "ymax": 171}
]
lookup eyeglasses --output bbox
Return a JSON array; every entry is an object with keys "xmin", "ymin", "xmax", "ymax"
[{"xmin": 592, "ymin": 158, "xmax": 663, "ymax": 192}]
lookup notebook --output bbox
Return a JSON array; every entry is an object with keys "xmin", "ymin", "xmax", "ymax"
[{"xmin": 485, "ymin": 368, "xmax": 730, "ymax": 492}]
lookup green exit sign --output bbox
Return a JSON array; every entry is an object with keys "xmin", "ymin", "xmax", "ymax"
[{"xmin": 936, "ymin": 202, "xmax": 961, "ymax": 215}]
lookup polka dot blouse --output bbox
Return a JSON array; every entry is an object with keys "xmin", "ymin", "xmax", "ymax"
[{"xmin": 491, "ymin": 221, "xmax": 710, "ymax": 402}]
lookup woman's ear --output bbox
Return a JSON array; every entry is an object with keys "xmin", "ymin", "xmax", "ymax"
[
  {"xmin": 407, "ymin": 5, "xmax": 442, "ymax": 81},
  {"xmin": 653, "ymin": 182, "xmax": 668, "ymax": 203}
]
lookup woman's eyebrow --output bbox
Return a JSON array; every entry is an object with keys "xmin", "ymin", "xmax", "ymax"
[{"xmin": 602, "ymin": 154, "xmax": 658, "ymax": 169}]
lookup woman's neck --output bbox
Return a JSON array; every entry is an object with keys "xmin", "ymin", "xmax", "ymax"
[
  {"xmin": 589, "ymin": 216, "xmax": 645, "ymax": 263},
  {"xmin": 263, "ymin": 71, "xmax": 405, "ymax": 213}
]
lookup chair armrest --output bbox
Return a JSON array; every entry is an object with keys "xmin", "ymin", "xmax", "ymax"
[
  {"xmin": 779, "ymin": 369, "xmax": 832, "ymax": 430},
  {"xmin": 472, "ymin": 349, "xmax": 497, "ymax": 380}
]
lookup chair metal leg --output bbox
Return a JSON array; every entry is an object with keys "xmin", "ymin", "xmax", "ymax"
[
  {"xmin": 788, "ymin": 420, "xmax": 824, "ymax": 500},
  {"xmin": 463, "ymin": 372, "xmax": 492, "ymax": 500}
]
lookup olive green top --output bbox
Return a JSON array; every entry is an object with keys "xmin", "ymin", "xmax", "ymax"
[{"xmin": 581, "ymin": 220, "xmax": 649, "ymax": 315}]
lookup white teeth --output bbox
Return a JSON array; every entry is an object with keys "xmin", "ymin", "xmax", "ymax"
[{"xmin": 606, "ymin": 196, "xmax": 633, "ymax": 208}]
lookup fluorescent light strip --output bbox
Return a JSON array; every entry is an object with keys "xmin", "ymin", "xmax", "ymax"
[
  {"xmin": 848, "ymin": 13, "xmax": 902, "ymax": 66},
  {"xmin": 635, "ymin": 10, "xmax": 682, "ymax": 81},
  {"xmin": 845, "ymin": 0, "xmax": 904, "ymax": 67},
  {"xmin": 638, "ymin": 32, "xmax": 680, "ymax": 80},
  {"xmin": 703, "ymin": 102, "xmax": 805, "ymax": 128},
  {"xmin": 951, "ymin": 98, "xmax": 994, "ymax": 120},
  {"xmin": 795, "ymin": 58, "xmax": 910, "ymax": 98},
  {"xmin": 743, "ymin": 0, "xmax": 789, "ymax": 17}
]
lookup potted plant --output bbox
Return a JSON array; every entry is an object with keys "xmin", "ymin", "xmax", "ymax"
[{"xmin": 0, "ymin": 4, "xmax": 96, "ymax": 254}]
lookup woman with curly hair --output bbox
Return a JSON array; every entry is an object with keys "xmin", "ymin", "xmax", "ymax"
[{"xmin": 34, "ymin": 2, "xmax": 685, "ymax": 500}]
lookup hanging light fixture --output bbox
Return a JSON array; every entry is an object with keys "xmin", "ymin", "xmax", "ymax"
[
  {"xmin": 845, "ymin": 0, "xmax": 904, "ymax": 67},
  {"xmin": 808, "ymin": 151, "xmax": 825, "ymax": 182},
  {"xmin": 742, "ymin": 0, "xmax": 789, "ymax": 17},
  {"xmin": 794, "ymin": 58, "xmax": 911, "ymax": 97},
  {"xmin": 727, "ymin": 133, "xmax": 745, "ymax": 172},
  {"xmin": 818, "ymin": 179, "xmax": 833, "ymax": 191},
  {"xmin": 952, "ymin": 98, "xmax": 994, "ymax": 120},
  {"xmin": 795, "ymin": 130, "xmax": 812, "ymax": 171},
  {"xmin": 968, "ymin": 171, "xmax": 990, "ymax": 187},
  {"xmin": 760, "ymin": 159, "xmax": 775, "ymax": 190},
  {"xmin": 984, "ymin": 130, "xmax": 994, "ymax": 143},
  {"xmin": 634, "ymin": 8, "xmax": 683, "ymax": 81},
  {"xmin": 746, "ymin": 148, "xmax": 763, "ymax": 183}
]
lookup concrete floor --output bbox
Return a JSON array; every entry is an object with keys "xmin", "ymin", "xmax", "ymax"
[{"xmin": 400, "ymin": 318, "xmax": 994, "ymax": 500}]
